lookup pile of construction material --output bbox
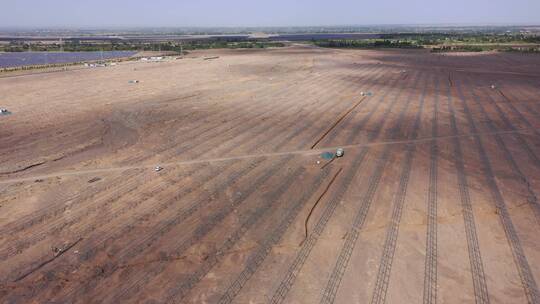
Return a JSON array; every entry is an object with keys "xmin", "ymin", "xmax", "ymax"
[
  {"xmin": 84, "ymin": 63, "xmax": 108, "ymax": 68},
  {"xmin": 140, "ymin": 57, "xmax": 164, "ymax": 62}
]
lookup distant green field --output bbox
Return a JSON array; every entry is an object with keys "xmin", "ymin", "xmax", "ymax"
[
  {"xmin": 312, "ymin": 39, "xmax": 422, "ymax": 49},
  {"xmin": 310, "ymin": 33, "xmax": 540, "ymax": 53},
  {"xmin": 0, "ymin": 41, "xmax": 286, "ymax": 53}
]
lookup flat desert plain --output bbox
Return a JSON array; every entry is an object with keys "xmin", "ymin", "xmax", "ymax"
[{"xmin": 1, "ymin": 45, "xmax": 540, "ymax": 303}]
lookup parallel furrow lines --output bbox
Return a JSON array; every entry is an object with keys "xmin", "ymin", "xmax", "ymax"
[
  {"xmin": 456, "ymin": 75, "xmax": 540, "ymax": 304},
  {"xmin": 447, "ymin": 77, "xmax": 490, "ymax": 304},
  {"xmin": 96, "ymin": 157, "xmax": 293, "ymax": 303},
  {"xmin": 218, "ymin": 65, "xmax": 384, "ymax": 156},
  {"xmin": 291, "ymin": 65, "xmax": 388, "ymax": 149},
  {"xmin": 314, "ymin": 65, "xmax": 389, "ymax": 148},
  {"xmin": 369, "ymin": 69, "xmax": 428, "ymax": 304},
  {"xmin": 269, "ymin": 148, "xmax": 370, "ymax": 304},
  {"xmin": 148, "ymin": 67, "xmax": 358, "ymax": 162},
  {"xmin": 225, "ymin": 64, "xmax": 387, "ymax": 154},
  {"xmin": 465, "ymin": 76, "xmax": 540, "ymax": 228},
  {"xmin": 101, "ymin": 67, "xmax": 387, "ymax": 302},
  {"xmin": 320, "ymin": 146, "xmax": 392, "ymax": 304},
  {"xmin": 123, "ymin": 68, "xmax": 333, "ymax": 164},
  {"xmin": 344, "ymin": 68, "xmax": 406, "ymax": 145},
  {"xmin": 423, "ymin": 74, "xmax": 438, "ymax": 304},
  {"xmin": 165, "ymin": 66, "xmax": 364, "ymax": 160},
  {"xmin": 484, "ymin": 87, "xmax": 540, "ymax": 166},
  {"xmin": 214, "ymin": 169, "xmax": 334, "ymax": 304},
  {"xmin": 370, "ymin": 143, "xmax": 415, "ymax": 304},
  {"xmin": 269, "ymin": 69, "xmax": 408, "ymax": 303},
  {"xmin": 57, "ymin": 158, "xmax": 268, "ymax": 300},
  {"xmin": 163, "ymin": 166, "xmax": 309, "ymax": 303},
  {"xmin": 319, "ymin": 69, "xmax": 424, "ymax": 304}
]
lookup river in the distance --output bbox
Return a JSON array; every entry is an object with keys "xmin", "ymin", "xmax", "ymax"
[{"xmin": 0, "ymin": 51, "xmax": 137, "ymax": 68}]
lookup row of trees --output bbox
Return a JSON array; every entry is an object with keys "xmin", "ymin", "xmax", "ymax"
[
  {"xmin": 381, "ymin": 33, "xmax": 540, "ymax": 45},
  {"xmin": 313, "ymin": 39, "xmax": 423, "ymax": 49},
  {"xmin": 0, "ymin": 40, "xmax": 285, "ymax": 53}
]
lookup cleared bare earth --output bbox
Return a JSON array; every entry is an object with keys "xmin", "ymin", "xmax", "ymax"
[{"xmin": 1, "ymin": 46, "xmax": 540, "ymax": 303}]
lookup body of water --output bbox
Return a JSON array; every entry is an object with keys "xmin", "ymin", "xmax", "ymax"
[{"xmin": 0, "ymin": 51, "xmax": 137, "ymax": 68}]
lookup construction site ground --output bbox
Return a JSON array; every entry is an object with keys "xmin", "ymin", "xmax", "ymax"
[{"xmin": 1, "ymin": 45, "xmax": 540, "ymax": 304}]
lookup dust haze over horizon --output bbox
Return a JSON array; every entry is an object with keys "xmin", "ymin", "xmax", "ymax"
[{"xmin": 1, "ymin": 0, "xmax": 539, "ymax": 28}]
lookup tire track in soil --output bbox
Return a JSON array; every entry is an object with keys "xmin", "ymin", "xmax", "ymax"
[
  {"xmin": 162, "ymin": 167, "xmax": 326, "ymax": 303},
  {"xmin": 480, "ymin": 84, "xmax": 540, "ymax": 167},
  {"xmin": 319, "ymin": 146, "xmax": 393, "ymax": 304},
  {"xmin": 272, "ymin": 64, "xmax": 387, "ymax": 151},
  {"xmin": 0, "ymin": 65, "xmax": 390, "ymax": 274},
  {"xmin": 0, "ymin": 168, "xmax": 141, "ymax": 236},
  {"xmin": 506, "ymin": 82, "xmax": 540, "ymax": 121},
  {"xmin": 117, "ymin": 63, "xmax": 388, "ymax": 302},
  {"xmin": 49, "ymin": 70, "xmax": 354, "ymax": 268},
  {"xmin": 2, "ymin": 162, "xmax": 229, "ymax": 283},
  {"xmin": 209, "ymin": 64, "xmax": 380, "ymax": 158},
  {"xmin": 119, "ymin": 68, "xmax": 323, "ymax": 163},
  {"xmin": 278, "ymin": 64, "xmax": 389, "ymax": 150},
  {"xmin": 343, "ymin": 67, "xmax": 406, "ymax": 145},
  {"xmin": 1, "ymin": 163, "xmax": 222, "ymax": 279},
  {"xmin": 494, "ymin": 88, "xmax": 540, "ymax": 168},
  {"xmin": 74, "ymin": 70, "xmax": 382, "ymax": 282},
  {"xmin": 486, "ymin": 85, "xmax": 540, "ymax": 167},
  {"xmin": 0, "ymin": 169, "xmax": 148, "ymax": 263},
  {"xmin": 464, "ymin": 76, "xmax": 540, "ymax": 226},
  {"xmin": 172, "ymin": 64, "xmax": 386, "ymax": 161},
  {"xmin": 447, "ymin": 74, "xmax": 490, "ymax": 304},
  {"xmin": 89, "ymin": 157, "xmax": 294, "ymax": 303},
  {"xmin": 126, "ymin": 66, "xmax": 343, "ymax": 164},
  {"xmin": 44, "ymin": 70, "xmax": 358, "ymax": 268},
  {"xmin": 303, "ymin": 64, "xmax": 390, "ymax": 149},
  {"xmin": 369, "ymin": 69, "xmax": 429, "ymax": 304},
  {"xmin": 11, "ymin": 63, "xmax": 342, "ymax": 290},
  {"xmin": 319, "ymin": 69, "xmax": 426, "ymax": 304},
  {"xmin": 9, "ymin": 157, "xmax": 264, "ymax": 299},
  {"xmin": 268, "ymin": 68, "xmax": 423, "ymax": 304},
  {"xmin": 423, "ymin": 72, "xmax": 438, "ymax": 304},
  {"xmin": 455, "ymin": 74, "xmax": 540, "ymax": 304},
  {"xmin": 1, "ymin": 161, "xmax": 252, "ymax": 269},
  {"xmin": 166, "ymin": 63, "xmax": 387, "ymax": 163},
  {"xmin": 268, "ymin": 147, "xmax": 369, "ymax": 304},
  {"xmin": 216, "ymin": 168, "xmax": 337, "ymax": 304},
  {"xmin": 157, "ymin": 69, "xmax": 337, "ymax": 162},
  {"xmin": 149, "ymin": 166, "xmax": 309, "ymax": 302}
]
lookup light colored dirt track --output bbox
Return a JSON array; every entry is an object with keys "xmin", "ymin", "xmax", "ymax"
[{"xmin": 0, "ymin": 46, "xmax": 539, "ymax": 304}]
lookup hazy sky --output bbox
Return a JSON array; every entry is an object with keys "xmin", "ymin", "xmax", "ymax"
[{"xmin": 1, "ymin": 0, "xmax": 539, "ymax": 28}]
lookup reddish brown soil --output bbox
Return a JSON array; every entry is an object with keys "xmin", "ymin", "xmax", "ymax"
[{"xmin": 0, "ymin": 46, "xmax": 539, "ymax": 304}]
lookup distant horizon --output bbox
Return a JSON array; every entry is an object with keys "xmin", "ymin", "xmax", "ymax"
[
  {"xmin": 2, "ymin": 0, "xmax": 539, "ymax": 29},
  {"xmin": 1, "ymin": 23, "xmax": 539, "ymax": 31}
]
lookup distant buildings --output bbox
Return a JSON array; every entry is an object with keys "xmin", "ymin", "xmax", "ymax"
[{"xmin": 140, "ymin": 56, "xmax": 164, "ymax": 62}]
